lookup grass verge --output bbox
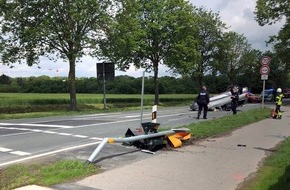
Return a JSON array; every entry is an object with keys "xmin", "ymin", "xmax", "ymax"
[
  {"xmin": 0, "ymin": 160, "xmax": 99, "ymax": 190},
  {"xmin": 186, "ymin": 107, "xmax": 270, "ymax": 139},
  {"xmin": 238, "ymin": 138, "xmax": 290, "ymax": 190}
]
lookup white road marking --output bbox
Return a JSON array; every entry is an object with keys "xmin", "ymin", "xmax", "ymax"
[
  {"xmin": 74, "ymin": 112, "xmax": 122, "ymax": 119},
  {"xmin": 14, "ymin": 128, "xmax": 30, "ymax": 131},
  {"xmin": 0, "ymin": 126, "xmax": 98, "ymax": 140},
  {"xmin": 90, "ymin": 137, "xmax": 104, "ymax": 141},
  {"xmin": 0, "ymin": 123, "xmax": 73, "ymax": 128},
  {"xmin": 75, "ymin": 112, "xmax": 192, "ymax": 129},
  {"xmin": 6, "ymin": 127, "xmax": 18, "ymax": 130},
  {"xmin": 0, "ymin": 147, "xmax": 31, "ymax": 156},
  {"xmin": 0, "ymin": 147, "xmax": 12, "ymax": 152},
  {"xmin": 10, "ymin": 151, "xmax": 31, "ymax": 156},
  {"xmin": 125, "ymin": 115, "xmax": 140, "ymax": 118},
  {"xmin": 0, "ymin": 141, "xmax": 101, "ymax": 168},
  {"xmin": 58, "ymin": 133, "xmax": 72, "ymax": 136},
  {"xmin": 42, "ymin": 131, "xmax": 57, "ymax": 134},
  {"xmin": 73, "ymin": 135, "xmax": 88, "ymax": 138},
  {"xmin": 30, "ymin": 129, "xmax": 42, "ymax": 132}
]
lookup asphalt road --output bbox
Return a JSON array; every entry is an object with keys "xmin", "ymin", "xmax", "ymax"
[{"xmin": 0, "ymin": 103, "xmax": 266, "ymax": 168}]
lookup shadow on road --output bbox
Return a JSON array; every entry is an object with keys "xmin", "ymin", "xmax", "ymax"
[{"xmin": 92, "ymin": 149, "xmax": 140, "ymax": 164}]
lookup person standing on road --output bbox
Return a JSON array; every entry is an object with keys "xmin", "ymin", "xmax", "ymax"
[
  {"xmin": 196, "ymin": 86, "xmax": 210, "ymax": 119},
  {"xmin": 275, "ymin": 88, "xmax": 284, "ymax": 119},
  {"xmin": 230, "ymin": 85, "xmax": 240, "ymax": 115}
]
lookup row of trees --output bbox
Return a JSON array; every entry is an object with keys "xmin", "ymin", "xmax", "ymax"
[
  {"xmin": 0, "ymin": 0, "xmax": 288, "ymax": 110},
  {"xmin": 1, "ymin": 71, "xmax": 289, "ymax": 94}
]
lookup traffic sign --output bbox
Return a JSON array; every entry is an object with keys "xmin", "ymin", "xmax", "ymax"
[
  {"xmin": 261, "ymin": 75, "xmax": 268, "ymax": 80},
  {"xmin": 260, "ymin": 65, "xmax": 270, "ymax": 75},
  {"xmin": 260, "ymin": 56, "xmax": 271, "ymax": 65}
]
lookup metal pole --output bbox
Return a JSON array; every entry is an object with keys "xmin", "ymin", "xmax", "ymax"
[
  {"xmin": 87, "ymin": 138, "xmax": 108, "ymax": 163},
  {"xmin": 103, "ymin": 62, "xmax": 106, "ymax": 110},
  {"xmin": 109, "ymin": 130, "xmax": 176, "ymax": 143},
  {"xmin": 86, "ymin": 128, "xmax": 190, "ymax": 163},
  {"xmin": 140, "ymin": 71, "xmax": 145, "ymax": 123}
]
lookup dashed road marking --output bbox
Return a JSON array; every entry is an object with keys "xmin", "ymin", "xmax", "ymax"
[
  {"xmin": 125, "ymin": 115, "xmax": 140, "ymax": 118},
  {"xmin": 90, "ymin": 137, "xmax": 104, "ymax": 141},
  {"xmin": 0, "ymin": 123, "xmax": 73, "ymax": 128},
  {"xmin": 0, "ymin": 147, "xmax": 12, "ymax": 152},
  {"xmin": 73, "ymin": 135, "xmax": 88, "ymax": 138},
  {"xmin": 0, "ymin": 126, "xmax": 100, "ymax": 140},
  {"xmin": 58, "ymin": 133, "xmax": 72, "ymax": 136},
  {"xmin": 10, "ymin": 151, "xmax": 31, "ymax": 156},
  {"xmin": 0, "ymin": 147, "xmax": 31, "ymax": 156},
  {"xmin": 30, "ymin": 129, "xmax": 42, "ymax": 132},
  {"xmin": 42, "ymin": 131, "xmax": 57, "ymax": 134},
  {"xmin": 0, "ymin": 142, "xmax": 100, "ymax": 168}
]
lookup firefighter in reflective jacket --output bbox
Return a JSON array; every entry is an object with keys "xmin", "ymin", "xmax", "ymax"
[{"xmin": 275, "ymin": 88, "xmax": 284, "ymax": 119}]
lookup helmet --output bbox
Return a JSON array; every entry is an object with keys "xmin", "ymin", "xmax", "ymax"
[{"xmin": 277, "ymin": 88, "xmax": 282, "ymax": 93}]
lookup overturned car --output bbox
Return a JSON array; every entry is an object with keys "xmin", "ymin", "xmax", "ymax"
[{"xmin": 190, "ymin": 87, "xmax": 248, "ymax": 111}]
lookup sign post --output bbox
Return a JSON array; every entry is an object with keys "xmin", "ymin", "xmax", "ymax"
[
  {"xmin": 96, "ymin": 62, "xmax": 115, "ymax": 110},
  {"xmin": 260, "ymin": 56, "xmax": 271, "ymax": 108}
]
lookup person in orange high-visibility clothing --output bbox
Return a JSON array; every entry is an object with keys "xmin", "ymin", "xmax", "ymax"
[{"xmin": 275, "ymin": 88, "xmax": 284, "ymax": 119}]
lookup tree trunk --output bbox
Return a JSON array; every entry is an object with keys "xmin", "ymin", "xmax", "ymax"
[
  {"xmin": 153, "ymin": 61, "xmax": 159, "ymax": 105},
  {"xmin": 68, "ymin": 58, "xmax": 77, "ymax": 110},
  {"xmin": 197, "ymin": 63, "xmax": 204, "ymax": 89},
  {"xmin": 198, "ymin": 75, "xmax": 203, "ymax": 89}
]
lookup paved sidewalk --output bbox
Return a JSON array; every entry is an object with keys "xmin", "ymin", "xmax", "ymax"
[{"xmin": 17, "ymin": 107, "xmax": 290, "ymax": 190}]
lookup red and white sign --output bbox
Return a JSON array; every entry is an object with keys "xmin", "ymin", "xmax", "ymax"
[
  {"xmin": 260, "ymin": 56, "xmax": 271, "ymax": 65},
  {"xmin": 260, "ymin": 65, "xmax": 270, "ymax": 75}
]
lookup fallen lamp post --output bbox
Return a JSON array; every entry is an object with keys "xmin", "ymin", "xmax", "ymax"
[{"xmin": 87, "ymin": 122, "xmax": 191, "ymax": 164}]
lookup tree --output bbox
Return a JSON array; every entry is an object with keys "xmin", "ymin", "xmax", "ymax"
[
  {"xmin": 0, "ymin": 0, "xmax": 112, "ymax": 110},
  {"xmin": 254, "ymin": 0, "xmax": 289, "ymax": 26},
  {"xmin": 0, "ymin": 74, "xmax": 11, "ymax": 84},
  {"xmin": 237, "ymin": 49, "xmax": 262, "ymax": 91},
  {"xmin": 254, "ymin": 0, "xmax": 290, "ymax": 68},
  {"xmin": 98, "ymin": 0, "xmax": 198, "ymax": 105},
  {"xmin": 170, "ymin": 7, "xmax": 226, "ymax": 88},
  {"xmin": 216, "ymin": 32, "xmax": 252, "ymax": 85},
  {"xmin": 263, "ymin": 51, "xmax": 290, "ymax": 89}
]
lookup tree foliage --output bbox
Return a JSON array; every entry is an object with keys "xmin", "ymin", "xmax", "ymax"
[
  {"xmin": 254, "ymin": 0, "xmax": 289, "ymax": 26},
  {"xmin": 1, "ymin": 69, "xmax": 290, "ymax": 95},
  {"xmin": 216, "ymin": 32, "xmax": 252, "ymax": 85},
  {"xmin": 254, "ymin": 0, "xmax": 290, "ymax": 69},
  {"xmin": 237, "ymin": 49, "xmax": 262, "ymax": 90},
  {"xmin": 0, "ymin": 74, "xmax": 11, "ymax": 84},
  {"xmin": 98, "ymin": 0, "xmax": 198, "ymax": 105},
  {"xmin": 169, "ymin": 7, "xmax": 226, "ymax": 88},
  {"xmin": 0, "ymin": 0, "xmax": 112, "ymax": 110}
]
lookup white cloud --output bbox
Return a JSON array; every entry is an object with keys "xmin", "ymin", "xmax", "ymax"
[{"xmin": 190, "ymin": 0, "xmax": 284, "ymax": 51}]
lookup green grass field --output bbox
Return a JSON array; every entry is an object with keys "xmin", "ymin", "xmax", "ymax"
[
  {"xmin": 0, "ymin": 93, "xmax": 195, "ymax": 119},
  {"xmin": 0, "ymin": 93, "xmax": 194, "ymax": 107}
]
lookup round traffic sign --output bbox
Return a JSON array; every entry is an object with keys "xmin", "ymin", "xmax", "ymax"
[
  {"xmin": 260, "ymin": 56, "xmax": 271, "ymax": 65},
  {"xmin": 260, "ymin": 65, "xmax": 270, "ymax": 75}
]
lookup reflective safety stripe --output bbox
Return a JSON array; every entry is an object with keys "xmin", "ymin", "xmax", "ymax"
[{"xmin": 276, "ymin": 94, "xmax": 283, "ymax": 105}]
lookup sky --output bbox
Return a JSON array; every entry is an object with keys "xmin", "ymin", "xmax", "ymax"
[{"xmin": 0, "ymin": 0, "xmax": 284, "ymax": 79}]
